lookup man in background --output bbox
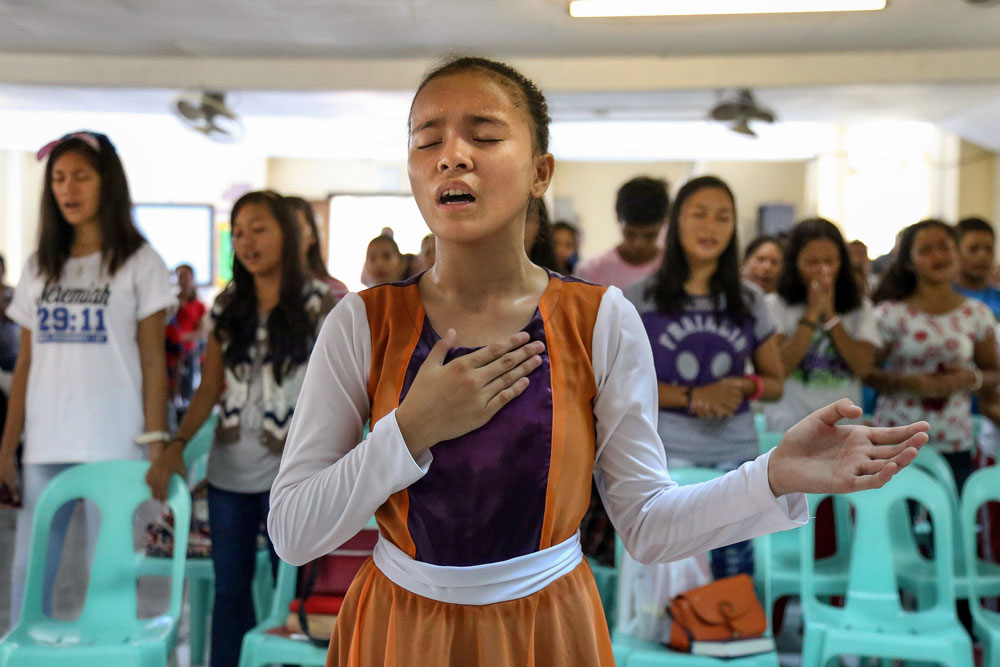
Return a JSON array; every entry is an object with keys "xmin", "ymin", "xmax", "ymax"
[
  {"xmin": 954, "ymin": 217, "xmax": 1000, "ymax": 319},
  {"xmin": 576, "ymin": 176, "xmax": 668, "ymax": 290}
]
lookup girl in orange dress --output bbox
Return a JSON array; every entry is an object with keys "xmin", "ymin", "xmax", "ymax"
[{"xmin": 268, "ymin": 57, "xmax": 929, "ymax": 667}]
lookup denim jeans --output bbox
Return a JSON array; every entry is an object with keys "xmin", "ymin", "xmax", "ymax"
[
  {"xmin": 207, "ymin": 484, "xmax": 278, "ymax": 667},
  {"xmin": 666, "ymin": 455, "xmax": 755, "ymax": 580}
]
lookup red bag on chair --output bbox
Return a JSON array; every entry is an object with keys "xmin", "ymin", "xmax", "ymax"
[{"xmin": 292, "ymin": 528, "xmax": 378, "ymax": 646}]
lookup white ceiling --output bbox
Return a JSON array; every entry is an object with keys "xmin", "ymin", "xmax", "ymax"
[
  {"xmin": 1, "ymin": 0, "xmax": 1000, "ymax": 154},
  {"xmin": 1, "ymin": 0, "xmax": 999, "ymax": 58}
]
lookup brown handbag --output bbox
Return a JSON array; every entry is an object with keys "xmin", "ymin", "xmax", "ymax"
[{"xmin": 667, "ymin": 573, "xmax": 767, "ymax": 652}]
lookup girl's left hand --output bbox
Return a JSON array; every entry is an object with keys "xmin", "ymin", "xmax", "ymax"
[{"xmin": 767, "ymin": 398, "xmax": 928, "ymax": 497}]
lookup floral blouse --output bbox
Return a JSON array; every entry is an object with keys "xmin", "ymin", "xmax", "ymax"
[{"xmin": 872, "ymin": 299, "xmax": 994, "ymax": 453}]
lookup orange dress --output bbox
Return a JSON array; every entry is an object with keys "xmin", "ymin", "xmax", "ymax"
[
  {"xmin": 268, "ymin": 271, "xmax": 808, "ymax": 667},
  {"xmin": 328, "ymin": 273, "xmax": 614, "ymax": 666}
]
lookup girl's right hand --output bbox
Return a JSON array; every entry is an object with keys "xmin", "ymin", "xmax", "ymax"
[
  {"xmin": 689, "ymin": 380, "xmax": 744, "ymax": 419},
  {"xmin": 145, "ymin": 446, "xmax": 187, "ymax": 503},
  {"xmin": 0, "ymin": 457, "xmax": 20, "ymax": 508},
  {"xmin": 396, "ymin": 330, "xmax": 545, "ymax": 458}
]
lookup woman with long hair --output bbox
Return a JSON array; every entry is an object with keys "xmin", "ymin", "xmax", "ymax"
[
  {"xmin": 285, "ymin": 196, "xmax": 349, "ymax": 300},
  {"xmin": 145, "ymin": 191, "xmax": 336, "ymax": 667},
  {"xmin": 624, "ymin": 175, "xmax": 784, "ymax": 579},
  {"xmin": 868, "ymin": 219, "xmax": 1000, "ymax": 490},
  {"xmin": 0, "ymin": 131, "xmax": 175, "ymax": 623},
  {"xmin": 765, "ymin": 218, "xmax": 878, "ymax": 433},
  {"xmin": 267, "ymin": 57, "xmax": 927, "ymax": 667}
]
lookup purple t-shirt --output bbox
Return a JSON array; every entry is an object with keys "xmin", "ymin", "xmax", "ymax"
[{"xmin": 625, "ymin": 277, "xmax": 776, "ymax": 465}]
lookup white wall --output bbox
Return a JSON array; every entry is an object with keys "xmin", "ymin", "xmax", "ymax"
[
  {"xmin": 958, "ymin": 141, "xmax": 997, "ymax": 223},
  {"xmin": 266, "ymin": 158, "xmax": 409, "ymax": 198},
  {"xmin": 694, "ymin": 160, "xmax": 808, "ymax": 248}
]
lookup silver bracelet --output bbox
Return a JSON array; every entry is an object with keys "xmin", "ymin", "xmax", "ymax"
[{"xmin": 134, "ymin": 430, "xmax": 171, "ymax": 446}]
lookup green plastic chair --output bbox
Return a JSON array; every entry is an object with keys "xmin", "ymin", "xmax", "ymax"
[
  {"xmin": 0, "ymin": 460, "xmax": 190, "ymax": 667},
  {"xmin": 799, "ymin": 467, "xmax": 973, "ymax": 667},
  {"xmin": 960, "ymin": 466, "xmax": 1000, "ymax": 667},
  {"xmin": 135, "ymin": 413, "xmax": 274, "ymax": 666},
  {"xmin": 753, "ymin": 432, "xmax": 852, "ymax": 622},
  {"xmin": 611, "ymin": 467, "xmax": 779, "ymax": 667},
  {"xmin": 895, "ymin": 446, "xmax": 1000, "ymax": 608},
  {"xmin": 237, "ymin": 559, "xmax": 328, "ymax": 667}
]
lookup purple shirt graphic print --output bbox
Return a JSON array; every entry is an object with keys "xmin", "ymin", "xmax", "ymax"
[{"xmin": 641, "ymin": 308, "xmax": 761, "ymax": 415}]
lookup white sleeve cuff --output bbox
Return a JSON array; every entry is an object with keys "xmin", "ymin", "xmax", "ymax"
[
  {"xmin": 380, "ymin": 408, "xmax": 433, "ymax": 475},
  {"xmin": 750, "ymin": 449, "xmax": 809, "ymax": 530}
]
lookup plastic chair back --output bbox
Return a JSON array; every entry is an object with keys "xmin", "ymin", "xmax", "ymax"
[
  {"xmin": 960, "ymin": 466, "xmax": 1000, "ymax": 629},
  {"xmin": 800, "ymin": 466, "xmax": 956, "ymax": 629},
  {"xmin": 911, "ymin": 445, "xmax": 966, "ymax": 559},
  {"xmin": 912, "ymin": 445, "xmax": 959, "ymax": 503},
  {"xmin": 19, "ymin": 460, "xmax": 190, "ymax": 635},
  {"xmin": 184, "ymin": 412, "xmax": 218, "ymax": 483}
]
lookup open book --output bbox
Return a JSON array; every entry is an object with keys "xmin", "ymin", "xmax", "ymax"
[{"xmin": 690, "ymin": 636, "xmax": 775, "ymax": 657}]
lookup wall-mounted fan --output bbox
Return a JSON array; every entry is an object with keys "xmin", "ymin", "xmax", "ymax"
[
  {"xmin": 709, "ymin": 89, "xmax": 776, "ymax": 137},
  {"xmin": 170, "ymin": 91, "xmax": 244, "ymax": 143}
]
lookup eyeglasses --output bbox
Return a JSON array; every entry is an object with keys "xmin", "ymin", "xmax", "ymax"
[{"xmin": 36, "ymin": 131, "xmax": 109, "ymax": 162}]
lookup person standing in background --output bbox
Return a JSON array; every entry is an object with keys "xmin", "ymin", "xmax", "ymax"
[
  {"xmin": 165, "ymin": 263, "xmax": 207, "ymax": 424},
  {"xmin": 362, "ymin": 233, "xmax": 408, "ymax": 287},
  {"xmin": 0, "ymin": 131, "xmax": 174, "ymax": 624},
  {"xmin": 868, "ymin": 219, "xmax": 1000, "ymax": 491},
  {"xmin": 551, "ymin": 220, "xmax": 581, "ymax": 275},
  {"xmin": 954, "ymin": 217, "xmax": 1000, "ymax": 320},
  {"xmin": 847, "ymin": 239, "xmax": 875, "ymax": 296},
  {"xmin": 286, "ymin": 196, "xmax": 350, "ymax": 300},
  {"xmin": 625, "ymin": 175, "xmax": 784, "ymax": 579},
  {"xmin": 576, "ymin": 176, "xmax": 667, "ymax": 290},
  {"xmin": 741, "ymin": 235, "xmax": 783, "ymax": 295},
  {"xmin": 146, "ymin": 191, "xmax": 336, "ymax": 667},
  {"xmin": 765, "ymin": 219, "xmax": 878, "ymax": 433}
]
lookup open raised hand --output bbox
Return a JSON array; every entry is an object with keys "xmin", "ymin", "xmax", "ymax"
[{"xmin": 767, "ymin": 398, "xmax": 929, "ymax": 497}]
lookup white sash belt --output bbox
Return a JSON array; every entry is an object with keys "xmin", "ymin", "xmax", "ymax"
[{"xmin": 372, "ymin": 530, "xmax": 583, "ymax": 606}]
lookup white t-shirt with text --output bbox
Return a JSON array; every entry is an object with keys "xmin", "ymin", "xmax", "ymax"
[{"xmin": 8, "ymin": 245, "xmax": 175, "ymax": 464}]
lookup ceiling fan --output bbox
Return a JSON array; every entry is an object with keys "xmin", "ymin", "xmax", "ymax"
[
  {"xmin": 709, "ymin": 89, "xmax": 776, "ymax": 137},
  {"xmin": 170, "ymin": 91, "xmax": 245, "ymax": 143}
]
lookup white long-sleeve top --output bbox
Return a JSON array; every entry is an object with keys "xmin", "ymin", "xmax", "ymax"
[{"xmin": 268, "ymin": 287, "xmax": 807, "ymax": 567}]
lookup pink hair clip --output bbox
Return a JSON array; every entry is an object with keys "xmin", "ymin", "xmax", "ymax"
[{"xmin": 36, "ymin": 131, "xmax": 102, "ymax": 162}]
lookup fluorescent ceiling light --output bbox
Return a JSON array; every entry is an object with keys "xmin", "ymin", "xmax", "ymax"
[{"xmin": 569, "ymin": 0, "xmax": 886, "ymax": 18}]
